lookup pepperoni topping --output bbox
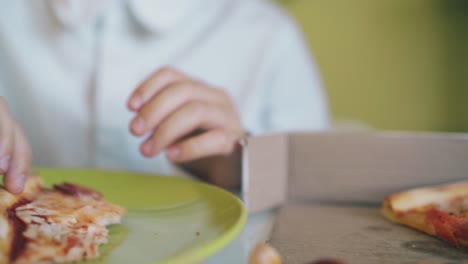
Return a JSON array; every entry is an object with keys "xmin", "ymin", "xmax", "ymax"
[
  {"xmin": 7, "ymin": 198, "xmax": 30, "ymax": 261},
  {"xmin": 53, "ymin": 183, "xmax": 102, "ymax": 199}
]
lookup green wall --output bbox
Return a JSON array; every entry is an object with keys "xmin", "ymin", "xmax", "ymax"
[{"xmin": 279, "ymin": 0, "xmax": 468, "ymax": 131}]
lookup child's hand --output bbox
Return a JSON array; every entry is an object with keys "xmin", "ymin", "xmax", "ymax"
[
  {"xmin": 127, "ymin": 67, "xmax": 245, "ymax": 163},
  {"xmin": 0, "ymin": 97, "xmax": 32, "ymax": 194}
]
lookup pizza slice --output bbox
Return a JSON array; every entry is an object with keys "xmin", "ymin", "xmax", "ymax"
[
  {"xmin": 0, "ymin": 174, "xmax": 126, "ymax": 264},
  {"xmin": 382, "ymin": 181, "xmax": 468, "ymax": 248}
]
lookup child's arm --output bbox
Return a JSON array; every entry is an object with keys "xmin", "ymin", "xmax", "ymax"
[
  {"xmin": 0, "ymin": 97, "xmax": 32, "ymax": 194},
  {"xmin": 127, "ymin": 68, "xmax": 245, "ymax": 189}
]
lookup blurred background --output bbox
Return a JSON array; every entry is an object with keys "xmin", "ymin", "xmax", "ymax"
[{"xmin": 277, "ymin": 0, "xmax": 468, "ymax": 132}]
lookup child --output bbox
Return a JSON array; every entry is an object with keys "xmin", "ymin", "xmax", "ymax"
[{"xmin": 0, "ymin": 0, "xmax": 329, "ymax": 194}]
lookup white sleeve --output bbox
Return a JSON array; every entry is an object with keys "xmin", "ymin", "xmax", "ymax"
[{"xmin": 252, "ymin": 16, "xmax": 330, "ymax": 134}]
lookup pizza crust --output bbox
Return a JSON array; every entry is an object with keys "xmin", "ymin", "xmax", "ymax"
[{"xmin": 383, "ymin": 181, "xmax": 468, "ymax": 212}]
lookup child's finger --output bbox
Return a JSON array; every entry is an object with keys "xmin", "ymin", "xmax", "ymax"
[
  {"xmin": 129, "ymin": 80, "xmax": 222, "ymax": 136},
  {"xmin": 166, "ymin": 129, "xmax": 237, "ymax": 163},
  {"xmin": 4, "ymin": 124, "xmax": 32, "ymax": 194},
  {"xmin": 139, "ymin": 102, "xmax": 226, "ymax": 157},
  {"xmin": 127, "ymin": 67, "xmax": 185, "ymax": 111},
  {"xmin": 0, "ymin": 102, "xmax": 14, "ymax": 174}
]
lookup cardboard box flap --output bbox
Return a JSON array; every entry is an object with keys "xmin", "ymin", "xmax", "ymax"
[
  {"xmin": 243, "ymin": 132, "xmax": 468, "ymax": 213},
  {"xmin": 242, "ymin": 134, "xmax": 288, "ymax": 213}
]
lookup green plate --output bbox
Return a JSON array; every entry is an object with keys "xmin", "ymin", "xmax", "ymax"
[{"xmin": 33, "ymin": 168, "xmax": 247, "ymax": 264}]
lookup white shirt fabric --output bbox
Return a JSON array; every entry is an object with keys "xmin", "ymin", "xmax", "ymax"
[{"xmin": 0, "ymin": 0, "xmax": 329, "ymax": 176}]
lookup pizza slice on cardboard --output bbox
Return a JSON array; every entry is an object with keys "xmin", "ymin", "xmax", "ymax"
[
  {"xmin": 0, "ymin": 174, "xmax": 126, "ymax": 264},
  {"xmin": 382, "ymin": 181, "xmax": 468, "ymax": 248}
]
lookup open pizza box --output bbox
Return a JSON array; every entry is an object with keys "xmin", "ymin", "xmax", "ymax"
[{"xmin": 241, "ymin": 132, "xmax": 468, "ymax": 264}]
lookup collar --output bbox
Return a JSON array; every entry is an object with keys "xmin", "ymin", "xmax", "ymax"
[{"xmin": 48, "ymin": 0, "xmax": 201, "ymax": 34}]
